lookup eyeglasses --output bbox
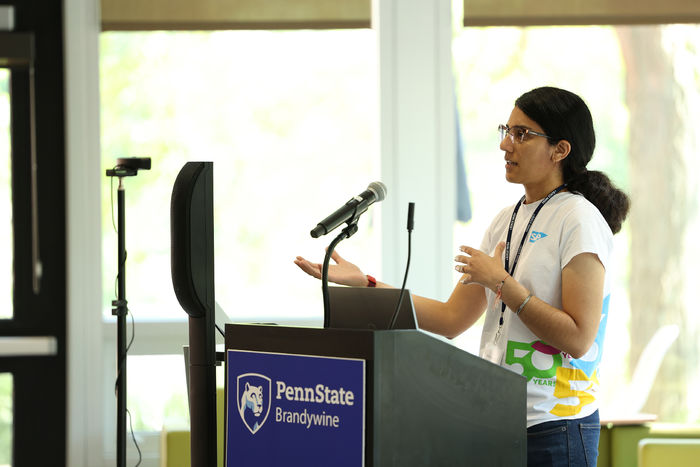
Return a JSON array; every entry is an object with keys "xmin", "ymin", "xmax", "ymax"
[{"xmin": 498, "ymin": 124, "xmax": 554, "ymax": 144}]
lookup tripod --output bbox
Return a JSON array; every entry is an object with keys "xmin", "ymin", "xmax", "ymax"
[{"xmin": 105, "ymin": 157, "xmax": 150, "ymax": 467}]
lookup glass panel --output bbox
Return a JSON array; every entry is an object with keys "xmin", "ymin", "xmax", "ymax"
[
  {"xmin": 0, "ymin": 69, "xmax": 12, "ymax": 320},
  {"xmin": 0, "ymin": 373, "xmax": 12, "ymax": 466},
  {"xmin": 99, "ymin": 31, "xmax": 379, "ymax": 323},
  {"xmin": 452, "ymin": 25, "xmax": 628, "ymax": 353},
  {"xmin": 126, "ymin": 355, "xmax": 190, "ymax": 431},
  {"xmin": 452, "ymin": 13, "xmax": 700, "ymax": 424}
]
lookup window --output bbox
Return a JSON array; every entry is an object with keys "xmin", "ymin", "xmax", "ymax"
[
  {"xmin": 0, "ymin": 69, "xmax": 11, "ymax": 320},
  {"xmin": 0, "ymin": 373, "xmax": 11, "ymax": 467},
  {"xmin": 100, "ymin": 30, "xmax": 379, "ymax": 324},
  {"xmin": 100, "ymin": 30, "xmax": 378, "ymax": 434},
  {"xmin": 452, "ymin": 22, "xmax": 700, "ymax": 423},
  {"xmin": 126, "ymin": 355, "xmax": 190, "ymax": 430}
]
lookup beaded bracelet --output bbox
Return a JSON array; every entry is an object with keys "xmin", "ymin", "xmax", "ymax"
[{"xmin": 495, "ymin": 274, "xmax": 509, "ymax": 301}]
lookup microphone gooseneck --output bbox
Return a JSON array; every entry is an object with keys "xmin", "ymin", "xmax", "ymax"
[
  {"xmin": 389, "ymin": 202, "xmax": 414, "ymax": 330},
  {"xmin": 321, "ymin": 223, "xmax": 358, "ymax": 327}
]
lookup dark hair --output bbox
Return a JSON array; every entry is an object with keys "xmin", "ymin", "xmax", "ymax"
[{"xmin": 515, "ymin": 86, "xmax": 630, "ymax": 234}]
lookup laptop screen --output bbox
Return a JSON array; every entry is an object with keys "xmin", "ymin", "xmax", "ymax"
[{"xmin": 327, "ymin": 286, "xmax": 418, "ymax": 330}]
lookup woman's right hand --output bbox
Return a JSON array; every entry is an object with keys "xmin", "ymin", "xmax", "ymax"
[{"xmin": 294, "ymin": 250, "xmax": 369, "ymax": 287}]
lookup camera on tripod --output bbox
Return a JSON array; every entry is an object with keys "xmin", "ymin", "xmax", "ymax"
[{"xmin": 105, "ymin": 157, "xmax": 151, "ymax": 177}]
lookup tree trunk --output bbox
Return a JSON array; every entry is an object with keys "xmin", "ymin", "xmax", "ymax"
[{"xmin": 616, "ymin": 26, "xmax": 687, "ymax": 420}]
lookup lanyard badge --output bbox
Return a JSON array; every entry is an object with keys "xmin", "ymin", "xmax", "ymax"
[{"xmin": 494, "ymin": 184, "xmax": 566, "ymax": 339}]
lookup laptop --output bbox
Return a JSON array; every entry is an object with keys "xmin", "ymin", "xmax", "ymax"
[{"xmin": 327, "ymin": 286, "xmax": 418, "ymax": 330}]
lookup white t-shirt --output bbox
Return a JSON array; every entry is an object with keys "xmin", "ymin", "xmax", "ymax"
[{"xmin": 478, "ymin": 192, "xmax": 613, "ymax": 428}]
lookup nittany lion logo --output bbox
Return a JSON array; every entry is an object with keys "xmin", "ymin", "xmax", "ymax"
[{"xmin": 237, "ymin": 373, "xmax": 271, "ymax": 434}]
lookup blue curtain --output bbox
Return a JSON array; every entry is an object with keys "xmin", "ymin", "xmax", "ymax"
[{"xmin": 456, "ymin": 106, "xmax": 472, "ymax": 223}]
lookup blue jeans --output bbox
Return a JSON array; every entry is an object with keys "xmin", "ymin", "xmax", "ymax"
[{"xmin": 526, "ymin": 410, "xmax": 600, "ymax": 467}]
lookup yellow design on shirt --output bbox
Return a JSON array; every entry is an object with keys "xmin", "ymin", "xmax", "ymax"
[{"xmin": 550, "ymin": 367, "xmax": 598, "ymax": 417}]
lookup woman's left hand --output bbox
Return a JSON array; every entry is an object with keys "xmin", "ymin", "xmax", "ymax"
[{"xmin": 454, "ymin": 242, "xmax": 508, "ymax": 292}]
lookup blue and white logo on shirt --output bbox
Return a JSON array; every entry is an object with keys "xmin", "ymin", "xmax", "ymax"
[{"xmin": 529, "ymin": 231, "xmax": 548, "ymax": 243}]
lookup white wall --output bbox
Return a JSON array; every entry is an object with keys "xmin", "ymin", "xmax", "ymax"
[
  {"xmin": 64, "ymin": 0, "xmax": 104, "ymax": 465},
  {"xmin": 376, "ymin": 0, "xmax": 456, "ymax": 301}
]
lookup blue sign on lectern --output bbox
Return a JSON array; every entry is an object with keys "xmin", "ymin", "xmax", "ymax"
[{"xmin": 226, "ymin": 349, "xmax": 366, "ymax": 467}]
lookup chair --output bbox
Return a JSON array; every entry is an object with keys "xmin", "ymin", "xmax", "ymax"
[
  {"xmin": 160, "ymin": 387, "xmax": 224, "ymax": 467},
  {"xmin": 638, "ymin": 438, "xmax": 700, "ymax": 467}
]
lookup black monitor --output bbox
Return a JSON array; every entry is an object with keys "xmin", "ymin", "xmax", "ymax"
[
  {"xmin": 327, "ymin": 286, "xmax": 418, "ymax": 330},
  {"xmin": 170, "ymin": 161, "xmax": 217, "ymax": 467}
]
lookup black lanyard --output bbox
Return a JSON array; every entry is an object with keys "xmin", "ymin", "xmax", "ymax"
[{"xmin": 499, "ymin": 184, "xmax": 567, "ymax": 321}]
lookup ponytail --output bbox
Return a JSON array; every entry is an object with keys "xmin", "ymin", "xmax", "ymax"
[{"xmin": 565, "ymin": 169, "xmax": 630, "ymax": 234}]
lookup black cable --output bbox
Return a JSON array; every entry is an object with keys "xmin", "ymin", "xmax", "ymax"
[
  {"xmin": 389, "ymin": 202, "xmax": 415, "ymax": 329},
  {"xmin": 215, "ymin": 323, "xmax": 225, "ymax": 337},
  {"xmin": 113, "ymin": 312, "xmax": 132, "ymax": 393},
  {"xmin": 112, "ymin": 309, "xmax": 141, "ymax": 467},
  {"xmin": 126, "ymin": 306, "xmax": 135, "ymax": 352},
  {"xmin": 126, "ymin": 408, "xmax": 142, "ymax": 467},
  {"xmin": 110, "ymin": 167, "xmax": 118, "ymax": 233},
  {"xmin": 389, "ymin": 231, "xmax": 412, "ymax": 329},
  {"xmin": 113, "ymin": 250, "xmax": 128, "ymax": 298}
]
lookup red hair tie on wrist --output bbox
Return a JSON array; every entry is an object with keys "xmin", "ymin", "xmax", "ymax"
[{"xmin": 366, "ymin": 275, "xmax": 377, "ymax": 287}]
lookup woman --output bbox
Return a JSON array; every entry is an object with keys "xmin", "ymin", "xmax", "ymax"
[{"xmin": 295, "ymin": 86, "xmax": 629, "ymax": 466}]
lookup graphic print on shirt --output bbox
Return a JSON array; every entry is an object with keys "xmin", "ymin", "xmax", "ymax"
[
  {"xmin": 505, "ymin": 339, "xmax": 599, "ymax": 417},
  {"xmin": 504, "ymin": 294, "xmax": 609, "ymax": 418},
  {"xmin": 550, "ymin": 366, "xmax": 598, "ymax": 417},
  {"xmin": 570, "ymin": 294, "xmax": 610, "ymax": 378},
  {"xmin": 505, "ymin": 340, "xmax": 562, "ymax": 382}
]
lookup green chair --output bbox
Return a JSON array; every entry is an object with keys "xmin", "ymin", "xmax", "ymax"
[
  {"xmin": 160, "ymin": 387, "xmax": 225, "ymax": 467},
  {"xmin": 638, "ymin": 438, "xmax": 700, "ymax": 467},
  {"xmin": 598, "ymin": 423, "xmax": 700, "ymax": 467}
]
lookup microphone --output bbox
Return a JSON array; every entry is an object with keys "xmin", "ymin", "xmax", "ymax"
[
  {"xmin": 389, "ymin": 202, "xmax": 414, "ymax": 329},
  {"xmin": 407, "ymin": 201, "xmax": 415, "ymax": 232},
  {"xmin": 310, "ymin": 181, "xmax": 387, "ymax": 238}
]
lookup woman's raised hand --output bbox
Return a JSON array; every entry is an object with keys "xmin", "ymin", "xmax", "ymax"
[
  {"xmin": 294, "ymin": 250, "xmax": 369, "ymax": 287},
  {"xmin": 454, "ymin": 242, "xmax": 508, "ymax": 291}
]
